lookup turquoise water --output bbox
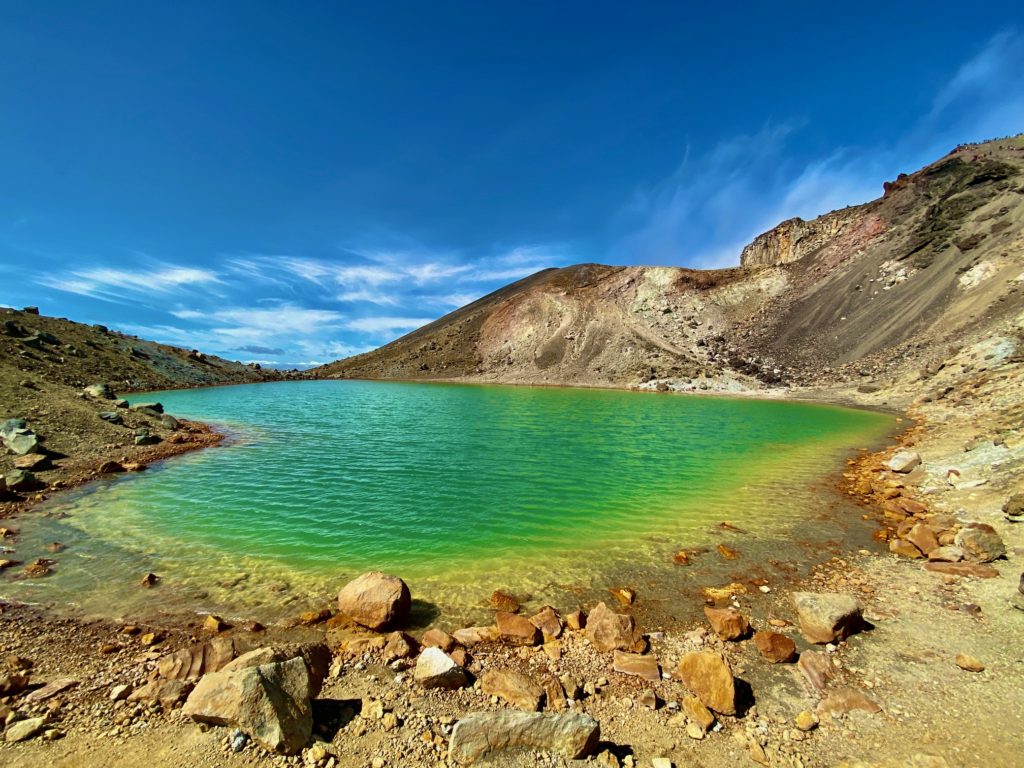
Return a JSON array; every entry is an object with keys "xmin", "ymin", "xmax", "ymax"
[{"xmin": 2, "ymin": 381, "xmax": 894, "ymax": 621}]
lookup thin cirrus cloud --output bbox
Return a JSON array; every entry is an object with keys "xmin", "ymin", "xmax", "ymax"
[
  {"xmin": 36, "ymin": 264, "xmax": 221, "ymax": 301},
  {"xmin": 616, "ymin": 28, "xmax": 1024, "ymax": 269}
]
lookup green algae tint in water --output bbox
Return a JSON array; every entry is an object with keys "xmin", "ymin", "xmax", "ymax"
[{"xmin": 3, "ymin": 381, "xmax": 894, "ymax": 620}]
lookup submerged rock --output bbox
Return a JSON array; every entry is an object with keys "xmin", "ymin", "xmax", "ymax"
[
  {"xmin": 448, "ymin": 711, "xmax": 600, "ymax": 764},
  {"xmin": 337, "ymin": 571, "xmax": 411, "ymax": 631}
]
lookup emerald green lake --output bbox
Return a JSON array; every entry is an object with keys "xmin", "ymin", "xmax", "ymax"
[{"xmin": 2, "ymin": 381, "xmax": 894, "ymax": 622}]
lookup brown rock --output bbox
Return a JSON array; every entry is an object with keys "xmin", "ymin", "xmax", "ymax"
[
  {"xmin": 158, "ymin": 638, "xmax": 236, "ymax": 680},
  {"xmin": 791, "ymin": 592, "xmax": 864, "ymax": 644},
  {"xmin": 337, "ymin": 571, "xmax": 411, "ymax": 631},
  {"xmin": 923, "ymin": 562, "xmax": 999, "ymax": 578},
  {"xmin": 682, "ymin": 695, "xmax": 715, "ymax": 732},
  {"xmin": 128, "ymin": 678, "xmax": 194, "ymax": 708},
  {"xmin": 203, "ymin": 615, "xmax": 228, "ymax": 633},
  {"xmin": 675, "ymin": 652, "xmax": 735, "ymax": 715},
  {"xmin": 820, "ymin": 687, "xmax": 882, "ymax": 714},
  {"xmin": 889, "ymin": 539, "xmax": 924, "ymax": 558},
  {"xmin": 496, "ymin": 611, "xmax": 542, "ymax": 646},
  {"xmin": 543, "ymin": 677, "xmax": 568, "ymax": 711},
  {"xmin": 927, "ymin": 546, "xmax": 964, "ymax": 562},
  {"xmin": 298, "ymin": 608, "xmax": 331, "ymax": 626},
  {"xmin": 906, "ymin": 523, "xmax": 939, "ymax": 554},
  {"xmin": 612, "ymin": 651, "xmax": 661, "ymax": 682},
  {"xmin": 420, "ymin": 628, "xmax": 455, "ymax": 653},
  {"xmin": 753, "ymin": 631, "xmax": 797, "ymax": 663},
  {"xmin": 491, "ymin": 590, "xmax": 521, "ymax": 613},
  {"xmin": 383, "ymin": 631, "xmax": 417, "ymax": 661},
  {"xmin": 797, "ymin": 651, "xmax": 835, "ymax": 693},
  {"xmin": 448, "ymin": 711, "xmax": 600, "ymax": 764},
  {"xmin": 585, "ymin": 602, "xmax": 643, "ymax": 653},
  {"xmin": 97, "ymin": 460, "xmax": 125, "ymax": 474},
  {"xmin": 954, "ymin": 523, "xmax": 1006, "ymax": 563},
  {"xmin": 480, "ymin": 669, "xmax": 545, "ymax": 711},
  {"xmin": 609, "ymin": 587, "xmax": 635, "ymax": 605},
  {"xmin": 716, "ymin": 543, "xmax": 739, "ymax": 560},
  {"xmin": 529, "ymin": 606, "xmax": 564, "ymax": 639},
  {"xmin": 702, "ymin": 606, "xmax": 750, "ymax": 640},
  {"xmin": 452, "ymin": 626, "xmax": 500, "ymax": 646},
  {"xmin": 955, "ymin": 653, "xmax": 985, "ymax": 672},
  {"xmin": 565, "ymin": 611, "xmax": 586, "ymax": 631}
]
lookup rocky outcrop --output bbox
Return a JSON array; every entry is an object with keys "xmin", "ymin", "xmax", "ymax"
[
  {"xmin": 448, "ymin": 711, "xmax": 600, "ymax": 764},
  {"xmin": 739, "ymin": 207, "xmax": 873, "ymax": 270}
]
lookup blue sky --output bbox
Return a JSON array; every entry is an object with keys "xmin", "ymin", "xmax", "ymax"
[{"xmin": 2, "ymin": 3, "xmax": 1023, "ymax": 367}]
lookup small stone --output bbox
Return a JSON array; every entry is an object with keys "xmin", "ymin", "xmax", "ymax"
[
  {"xmin": 612, "ymin": 651, "xmax": 661, "ymax": 681},
  {"xmin": 682, "ymin": 695, "xmax": 715, "ymax": 732},
  {"xmin": 955, "ymin": 653, "xmax": 985, "ymax": 672},
  {"xmin": 702, "ymin": 606, "xmax": 750, "ymax": 640},
  {"xmin": 204, "ymin": 615, "xmax": 228, "ymax": 633},
  {"xmin": 420, "ymin": 628, "xmax": 455, "ymax": 652},
  {"xmin": 110, "ymin": 684, "xmax": 133, "ymax": 701},
  {"xmin": 4, "ymin": 716, "xmax": 48, "ymax": 742},
  {"xmin": 685, "ymin": 722, "xmax": 705, "ymax": 740},
  {"xmin": 753, "ymin": 631, "xmax": 797, "ymax": 663},
  {"xmin": 413, "ymin": 647, "xmax": 468, "ymax": 689},
  {"xmin": 795, "ymin": 710, "xmax": 818, "ymax": 731}
]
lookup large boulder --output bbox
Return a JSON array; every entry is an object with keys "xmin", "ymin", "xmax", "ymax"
[
  {"xmin": 954, "ymin": 523, "xmax": 1006, "ymax": 563},
  {"xmin": 585, "ymin": 602, "xmax": 643, "ymax": 652},
  {"xmin": 448, "ymin": 711, "xmax": 600, "ymax": 764},
  {"xmin": 480, "ymin": 669, "xmax": 545, "ymax": 711},
  {"xmin": 220, "ymin": 644, "xmax": 330, "ymax": 698},
  {"xmin": 792, "ymin": 592, "xmax": 864, "ymax": 644},
  {"xmin": 337, "ymin": 571, "xmax": 411, "ymax": 631},
  {"xmin": 413, "ymin": 647, "xmax": 468, "ymax": 689},
  {"xmin": 675, "ymin": 651, "xmax": 736, "ymax": 715},
  {"xmin": 183, "ymin": 656, "xmax": 312, "ymax": 755}
]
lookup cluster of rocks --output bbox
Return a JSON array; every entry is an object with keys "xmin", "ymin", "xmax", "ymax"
[{"xmin": 852, "ymin": 449, "xmax": 1010, "ymax": 572}]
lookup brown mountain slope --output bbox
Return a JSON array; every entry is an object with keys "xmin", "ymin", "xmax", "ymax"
[{"xmin": 315, "ymin": 135, "xmax": 1024, "ymax": 394}]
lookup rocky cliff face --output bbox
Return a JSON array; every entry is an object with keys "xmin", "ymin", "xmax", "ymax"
[
  {"xmin": 738, "ymin": 205, "xmax": 878, "ymax": 269},
  {"xmin": 315, "ymin": 135, "xmax": 1024, "ymax": 401}
]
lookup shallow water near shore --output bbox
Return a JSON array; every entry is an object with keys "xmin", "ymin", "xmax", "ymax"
[{"xmin": 2, "ymin": 380, "xmax": 895, "ymax": 624}]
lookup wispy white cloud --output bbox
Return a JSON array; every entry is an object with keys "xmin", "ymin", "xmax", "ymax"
[
  {"xmin": 618, "ymin": 28, "xmax": 1024, "ymax": 268},
  {"xmin": 37, "ymin": 264, "xmax": 222, "ymax": 301},
  {"xmin": 336, "ymin": 289, "xmax": 400, "ymax": 306}
]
